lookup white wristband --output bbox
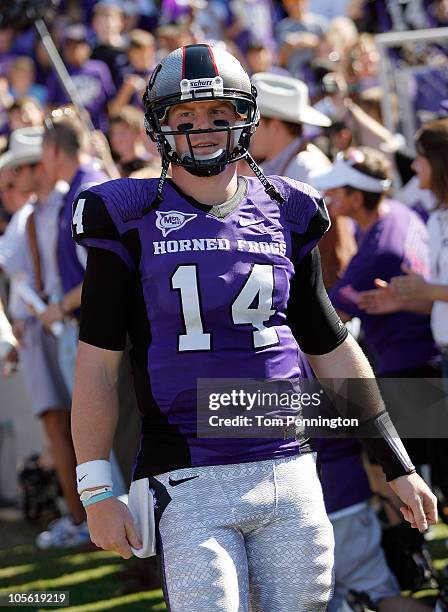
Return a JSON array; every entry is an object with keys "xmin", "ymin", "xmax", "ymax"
[{"xmin": 76, "ymin": 460, "xmax": 113, "ymax": 494}]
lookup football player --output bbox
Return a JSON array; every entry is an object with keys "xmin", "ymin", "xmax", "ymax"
[{"xmin": 71, "ymin": 44, "xmax": 437, "ymax": 611}]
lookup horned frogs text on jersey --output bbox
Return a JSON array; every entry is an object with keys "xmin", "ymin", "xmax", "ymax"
[{"xmin": 73, "ymin": 175, "xmax": 330, "ymax": 478}]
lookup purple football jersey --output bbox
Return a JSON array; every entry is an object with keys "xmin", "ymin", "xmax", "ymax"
[
  {"xmin": 329, "ymin": 200, "xmax": 439, "ymax": 375},
  {"xmin": 75, "ymin": 175, "xmax": 329, "ymax": 476}
]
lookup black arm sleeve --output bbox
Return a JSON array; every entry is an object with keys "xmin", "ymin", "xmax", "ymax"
[
  {"xmin": 79, "ymin": 248, "xmax": 133, "ymax": 351},
  {"xmin": 287, "ymin": 246, "xmax": 348, "ymax": 354}
]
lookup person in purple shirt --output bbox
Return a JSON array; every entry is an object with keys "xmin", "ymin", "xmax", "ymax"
[
  {"xmin": 70, "ymin": 44, "xmax": 436, "ymax": 612},
  {"xmin": 311, "ymin": 146, "xmax": 440, "ymax": 523},
  {"xmin": 311, "ymin": 147, "xmax": 439, "ymax": 378},
  {"xmin": 46, "ymin": 24, "xmax": 116, "ymax": 131}
]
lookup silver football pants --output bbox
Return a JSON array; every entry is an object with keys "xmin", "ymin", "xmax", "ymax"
[{"xmin": 151, "ymin": 453, "xmax": 334, "ymax": 611}]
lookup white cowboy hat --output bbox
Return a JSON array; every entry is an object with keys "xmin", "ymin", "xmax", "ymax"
[
  {"xmin": 0, "ymin": 127, "xmax": 44, "ymax": 170},
  {"xmin": 252, "ymin": 72, "xmax": 331, "ymax": 127}
]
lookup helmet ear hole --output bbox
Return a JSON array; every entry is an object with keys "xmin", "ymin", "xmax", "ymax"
[{"xmin": 235, "ymin": 100, "xmax": 249, "ymax": 116}]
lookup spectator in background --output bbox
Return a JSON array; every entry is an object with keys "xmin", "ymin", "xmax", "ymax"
[
  {"xmin": 37, "ymin": 107, "xmax": 126, "ymax": 523},
  {"xmin": 311, "ymin": 147, "xmax": 440, "ymax": 521},
  {"xmin": 276, "ymin": 0, "xmax": 328, "ymax": 80},
  {"xmin": 159, "ymin": 0, "xmax": 209, "ymax": 41},
  {"xmin": 0, "ymin": 75, "xmax": 13, "ymax": 135},
  {"xmin": 91, "ymin": 2, "xmax": 129, "ymax": 88},
  {"xmin": 0, "ymin": 27, "xmax": 17, "ymax": 77},
  {"xmin": 358, "ymin": 120, "xmax": 448, "ymax": 370},
  {"xmin": 245, "ymin": 38, "xmax": 288, "ymax": 76},
  {"xmin": 46, "ymin": 24, "xmax": 116, "ymax": 131},
  {"xmin": 109, "ymin": 106, "xmax": 152, "ymax": 177},
  {"xmin": 108, "ymin": 29, "xmax": 156, "ymax": 115},
  {"xmin": 37, "ymin": 109, "xmax": 108, "ymax": 388},
  {"xmin": 325, "ymin": 118, "xmax": 354, "ymax": 158},
  {"xmin": 8, "ymin": 57, "xmax": 47, "ymax": 106},
  {"xmin": 0, "ymin": 160, "xmax": 34, "ymax": 374},
  {"xmin": 250, "ymin": 72, "xmax": 331, "ymax": 186},
  {"xmin": 0, "ymin": 163, "xmax": 34, "ymax": 279},
  {"xmin": 8, "ymin": 97, "xmax": 44, "ymax": 132},
  {"xmin": 33, "ymin": 37, "xmax": 53, "ymax": 87},
  {"xmin": 430, "ymin": 0, "xmax": 448, "ymax": 26},
  {"xmin": 0, "ymin": 128, "xmax": 91, "ymax": 548},
  {"xmin": 156, "ymin": 24, "xmax": 195, "ymax": 55},
  {"xmin": 344, "ymin": 33, "xmax": 380, "ymax": 94},
  {"xmin": 357, "ymin": 121, "xmax": 448, "ymax": 518},
  {"xmin": 315, "ymin": 72, "xmax": 405, "ymax": 163},
  {"xmin": 316, "ymin": 438, "xmax": 431, "ymax": 612},
  {"xmin": 248, "ymin": 72, "xmax": 356, "ymax": 289},
  {"xmin": 224, "ymin": 0, "xmax": 278, "ymax": 56},
  {"xmin": 312, "ymin": 147, "xmax": 439, "ymax": 378},
  {"xmin": 190, "ymin": 0, "xmax": 229, "ymax": 42},
  {"xmin": 315, "ymin": 16, "xmax": 358, "ymax": 74},
  {"xmin": 118, "ymin": 0, "xmax": 159, "ymax": 33}
]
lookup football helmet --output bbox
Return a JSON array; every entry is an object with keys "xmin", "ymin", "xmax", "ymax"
[{"xmin": 143, "ymin": 43, "xmax": 259, "ymax": 177}]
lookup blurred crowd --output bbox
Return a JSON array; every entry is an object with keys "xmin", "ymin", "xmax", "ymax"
[{"xmin": 0, "ymin": 0, "xmax": 448, "ymax": 610}]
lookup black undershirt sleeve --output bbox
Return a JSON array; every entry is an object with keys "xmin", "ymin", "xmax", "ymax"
[
  {"xmin": 79, "ymin": 248, "xmax": 133, "ymax": 351},
  {"xmin": 287, "ymin": 246, "xmax": 348, "ymax": 355}
]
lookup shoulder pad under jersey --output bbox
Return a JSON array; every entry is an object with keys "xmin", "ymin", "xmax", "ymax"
[
  {"xmin": 89, "ymin": 178, "xmax": 158, "ymax": 223},
  {"xmin": 273, "ymin": 176, "xmax": 330, "ymax": 240},
  {"xmin": 72, "ymin": 178, "xmax": 159, "ymax": 242},
  {"xmin": 72, "ymin": 189, "xmax": 120, "ymax": 243}
]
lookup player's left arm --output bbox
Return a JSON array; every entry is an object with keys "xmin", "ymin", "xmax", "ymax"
[{"xmin": 287, "ymin": 247, "xmax": 437, "ymax": 532}]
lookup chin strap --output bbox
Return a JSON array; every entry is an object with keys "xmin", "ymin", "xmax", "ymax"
[
  {"xmin": 245, "ymin": 153, "xmax": 285, "ymax": 205},
  {"xmin": 143, "ymin": 151, "xmax": 286, "ymax": 215},
  {"xmin": 143, "ymin": 156, "xmax": 171, "ymax": 214}
]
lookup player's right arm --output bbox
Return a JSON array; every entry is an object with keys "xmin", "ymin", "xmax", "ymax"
[
  {"xmin": 71, "ymin": 189, "xmax": 141, "ymax": 558},
  {"xmin": 72, "ymin": 342, "xmax": 140, "ymax": 559}
]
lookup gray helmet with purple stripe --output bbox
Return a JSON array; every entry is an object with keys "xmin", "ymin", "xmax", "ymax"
[{"xmin": 143, "ymin": 44, "xmax": 259, "ymax": 177}]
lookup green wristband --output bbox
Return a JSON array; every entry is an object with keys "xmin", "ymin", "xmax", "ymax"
[{"xmin": 82, "ymin": 491, "xmax": 114, "ymax": 507}]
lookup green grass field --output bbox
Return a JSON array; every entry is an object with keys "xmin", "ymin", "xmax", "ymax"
[
  {"xmin": 0, "ymin": 515, "xmax": 167, "ymax": 611},
  {"xmin": 0, "ymin": 514, "xmax": 447, "ymax": 611}
]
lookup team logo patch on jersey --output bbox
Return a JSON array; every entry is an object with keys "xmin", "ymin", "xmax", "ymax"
[{"xmin": 155, "ymin": 210, "xmax": 197, "ymax": 237}]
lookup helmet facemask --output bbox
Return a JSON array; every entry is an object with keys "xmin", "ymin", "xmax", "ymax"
[{"xmin": 145, "ymin": 83, "xmax": 259, "ymax": 177}]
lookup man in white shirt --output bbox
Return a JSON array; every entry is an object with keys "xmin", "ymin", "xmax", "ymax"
[
  {"xmin": 249, "ymin": 72, "xmax": 332, "ymax": 186},
  {"xmin": 0, "ymin": 128, "xmax": 90, "ymax": 549}
]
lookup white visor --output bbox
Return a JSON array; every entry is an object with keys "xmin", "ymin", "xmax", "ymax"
[{"xmin": 310, "ymin": 156, "xmax": 391, "ymax": 193}]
